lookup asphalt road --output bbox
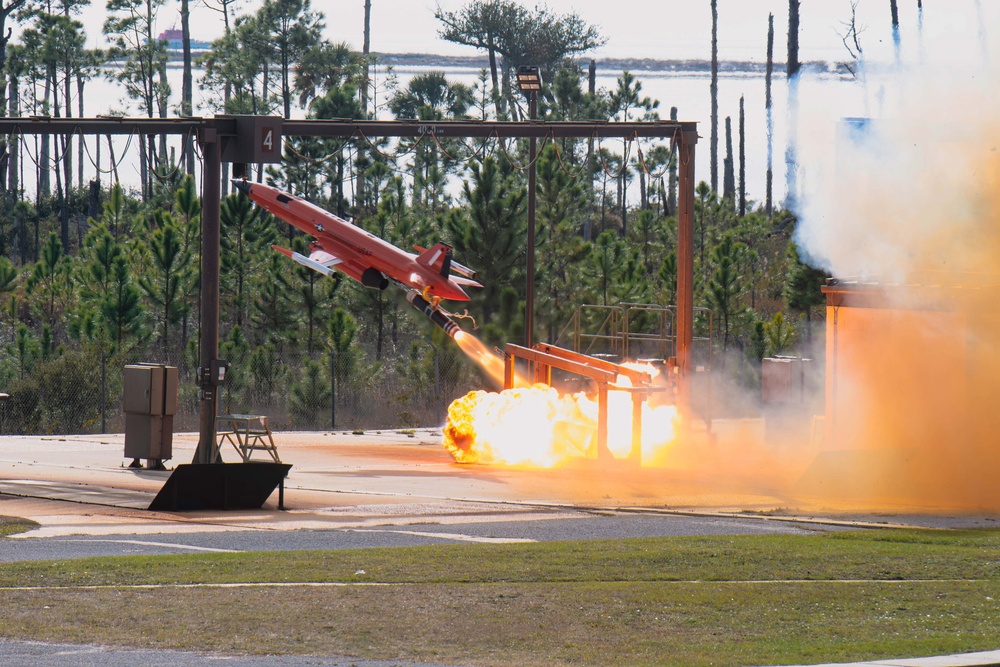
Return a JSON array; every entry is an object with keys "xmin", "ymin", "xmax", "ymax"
[
  {"xmin": 0, "ymin": 639, "xmax": 474, "ymax": 667},
  {"xmin": 0, "ymin": 510, "xmax": 826, "ymax": 562}
]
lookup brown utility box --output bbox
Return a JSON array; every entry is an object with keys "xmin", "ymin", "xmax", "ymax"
[
  {"xmin": 124, "ymin": 414, "xmax": 174, "ymax": 460},
  {"xmin": 762, "ymin": 356, "xmax": 813, "ymax": 405},
  {"xmin": 123, "ymin": 364, "xmax": 178, "ymax": 462},
  {"xmin": 761, "ymin": 356, "xmax": 818, "ymax": 444}
]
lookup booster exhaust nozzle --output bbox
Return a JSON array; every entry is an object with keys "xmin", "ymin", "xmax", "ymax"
[{"xmin": 406, "ymin": 290, "xmax": 462, "ymax": 339}]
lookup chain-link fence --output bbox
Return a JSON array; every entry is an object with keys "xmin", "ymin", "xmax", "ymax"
[{"xmin": 0, "ymin": 335, "xmax": 486, "ymax": 435}]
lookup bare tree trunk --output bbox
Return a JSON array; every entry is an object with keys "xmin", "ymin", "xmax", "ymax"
[
  {"xmin": 738, "ymin": 96, "xmax": 745, "ymax": 217},
  {"xmin": 501, "ymin": 61, "xmax": 517, "ymax": 121},
  {"xmin": 639, "ymin": 155, "xmax": 647, "ymax": 210},
  {"xmin": 220, "ymin": 3, "xmax": 234, "ymax": 196},
  {"xmin": 488, "ymin": 46, "xmax": 501, "ymax": 119},
  {"xmin": 668, "ymin": 106, "xmax": 677, "ymax": 216},
  {"xmin": 357, "ymin": 0, "xmax": 372, "ymax": 215},
  {"xmin": 584, "ymin": 60, "xmax": 596, "ymax": 241},
  {"xmin": 62, "ymin": 4, "xmax": 73, "ymax": 195},
  {"xmin": 710, "ymin": 0, "xmax": 719, "ymax": 193},
  {"xmin": 785, "ymin": 75, "xmax": 800, "ymax": 212},
  {"xmin": 917, "ymin": 0, "xmax": 925, "ymax": 62},
  {"xmin": 182, "ymin": 0, "xmax": 195, "ymax": 174},
  {"xmin": 723, "ymin": 116, "xmax": 734, "ymax": 204},
  {"xmin": 0, "ymin": 1, "xmax": 18, "ymax": 95},
  {"xmin": 158, "ymin": 63, "xmax": 168, "ymax": 173},
  {"xmin": 7, "ymin": 75, "xmax": 18, "ymax": 196},
  {"xmin": 765, "ymin": 13, "xmax": 774, "ymax": 217},
  {"xmin": 33, "ymin": 152, "xmax": 40, "ymax": 261},
  {"xmin": 140, "ymin": 136, "xmax": 149, "ymax": 199},
  {"xmin": 107, "ymin": 135, "xmax": 120, "ymax": 186},
  {"xmin": 77, "ymin": 75, "xmax": 85, "ymax": 188},
  {"xmin": 49, "ymin": 66, "xmax": 70, "ymax": 248},
  {"xmin": 786, "ymin": 0, "xmax": 801, "ymax": 211},
  {"xmin": 361, "ymin": 0, "xmax": 371, "ymax": 113},
  {"xmin": 619, "ymin": 161, "xmax": 626, "ymax": 236},
  {"xmin": 0, "ymin": 72, "xmax": 5, "ymax": 200},
  {"xmin": 600, "ymin": 170, "xmax": 607, "ymax": 234},
  {"xmin": 61, "ymin": 135, "xmax": 71, "ymax": 250},
  {"xmin": 890, "ymin": 0, "xmax": 901, "ymax": 64},
  {"xmin": 88, "ymin": 179, "xmax": 101, "ymax": 220},
  {"xmin": 40, "ymin": 78, "xmax": 51, "ymax": 196},
  {"xmin": 787, "ymin": 0, "xmax": 800, "ymax": 77}
]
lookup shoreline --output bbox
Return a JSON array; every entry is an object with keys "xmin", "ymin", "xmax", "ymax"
[{"xmin": 164, "ymin": 50, "xmax": 845, "ymax": 76}]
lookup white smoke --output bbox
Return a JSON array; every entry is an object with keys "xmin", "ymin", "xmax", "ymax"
[{"xmin": 793, "ymin": 60, "xmax": 1000, "ymax": 282}]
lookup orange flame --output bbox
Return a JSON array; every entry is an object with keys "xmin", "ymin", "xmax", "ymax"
[
  {"xmin": 443, "ymin": 339, "xmax": 680, "ymax": 467},
  {"xmin": 452, "ymin": 331, "xmax": 508, "ymax": 386}
]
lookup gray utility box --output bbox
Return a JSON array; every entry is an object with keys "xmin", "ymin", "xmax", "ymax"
[{"xmin": 124, "ymin": 364, "xmax": 179, "ymax": 461}]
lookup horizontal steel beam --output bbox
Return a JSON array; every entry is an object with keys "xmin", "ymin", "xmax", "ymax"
[
  {"xmin": 0, "ymin": 116, "xmax": 698, "ymax": 142},
  {"xmin": 0, "ymin": 117, "xmax": 212, "ymax": 136},
  {"xmin": 281, "ymin": 119, "xmax": 698, "ymax": 140}
]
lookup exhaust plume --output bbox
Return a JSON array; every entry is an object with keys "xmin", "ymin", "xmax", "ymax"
[{"xmin": 793, "ymin": 51, "xmax": 1000, "ymax": 511}]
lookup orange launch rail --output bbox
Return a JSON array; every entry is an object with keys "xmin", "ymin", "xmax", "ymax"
[{"xmin": 503, "ymin": 343, "xmax": 665, "ymax": 464}]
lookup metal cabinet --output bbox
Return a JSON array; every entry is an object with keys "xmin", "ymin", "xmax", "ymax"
[{"xmin": 123, "ymin": 364, "xmax": 178, "ymax": 464}]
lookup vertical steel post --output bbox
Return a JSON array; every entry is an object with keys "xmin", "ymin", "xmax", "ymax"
[
  {"xmin": 330, "ymin": 347, "xmax": 337, "ymax": 429},
  {"xmin": 525, "ymin": 92, "xmax": 537, "ymax": 348},
  {"xmin": 195, "ymin": 126, "xmax": 222, "ymax": 464},
  {"xmin": 828, "ymin": 304, "xmax": 839, "ymax": 449},
  {"xmin": 676, "ymin": 131, "xmax": 698, "ymax": 420},
  {"xmin": 101, "ymin": 350, "xmax": 106, "ymax": 434},
  {"xmin": 597, "ymin": 383, "xmax": 609, "ymax": 460},
  {"xmin": 631, "ymin": 392, "xmax": 643, "ymax": 463}
]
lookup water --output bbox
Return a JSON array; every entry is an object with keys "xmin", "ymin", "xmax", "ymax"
[
  {"xmin": 395, "ymin": 64, "xmax": 868, "ymax": 208},
  {"xmin": 14, "ymin": 62, "xmax": 872, "ymax": 210}
]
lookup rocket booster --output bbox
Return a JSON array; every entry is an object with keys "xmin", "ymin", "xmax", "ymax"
[
  {"xmin": 272, "ymin": 245, "xmax": 337, "ymax": 279},
  {"xmin": 406, "ymin": 290, "xmax": 462, "ymax": 339}
]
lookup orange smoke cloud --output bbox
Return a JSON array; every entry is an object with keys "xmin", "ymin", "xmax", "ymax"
[
  {"xmin": 794, "ymin": 63, "xmax": 1000, "ymax": 511},
  {"xmin": 440, "ymin": 52, "xmax": 1000, "ymax": 513}
]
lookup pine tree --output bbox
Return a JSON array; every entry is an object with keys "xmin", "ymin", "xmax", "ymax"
[
  {"xmin": 289, "ymin": 358, "xmax": 331, "ymax": 427},
  {"xmin": 707, "ymin": 233, "xmax": 744, "ymax": 350},
  {"xmin": 221, "ymin": 192, "xmax": 277, "ymax": 330},
  {"xmin": 784, "ymin": 243, "xmax": 828, "ymax": 340},
  {"xmin": 139, "ymin": 218, "xmax": 193, "ymax": 357}
]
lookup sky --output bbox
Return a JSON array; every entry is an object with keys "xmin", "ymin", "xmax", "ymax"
[{"xmin": 65, "ymin": 0, "xmax": 996, "ymax": 68}]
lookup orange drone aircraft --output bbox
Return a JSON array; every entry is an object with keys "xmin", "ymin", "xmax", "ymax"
[{"xmin": 234, "ymin": 180, "xmax": 481, "ymax": 338}]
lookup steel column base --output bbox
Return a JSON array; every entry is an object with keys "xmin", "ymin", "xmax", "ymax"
[{"xmin": 149, "ymin": 463, "xmax": 291, "ymax": 511}]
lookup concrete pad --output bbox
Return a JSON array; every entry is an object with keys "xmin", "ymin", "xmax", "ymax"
[
  {"xmin": 0, "ymin": 429, "xmax": 612, "ymax": 537},
  {"xmin": 773, "ymin": 649, "xmax": 1000, "ymax": 666},
  {"xmin": 0, "ymin": 480, "xmax": 153, "ymax": 509},
  {"xmin": 1, "ymin": 428, "xmax": 997, "ymax": 540}
]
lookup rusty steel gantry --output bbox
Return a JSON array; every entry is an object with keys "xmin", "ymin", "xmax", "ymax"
[{"xmin": 0, "ymin": 115, "xmax": 698, "ymax": 466}]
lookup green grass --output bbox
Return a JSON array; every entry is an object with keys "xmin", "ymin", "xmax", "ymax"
[
  {"xmin": 0, "ymin": 515, "xmax": 39, "ymax": 537},
  {"xmin": 1, "ymin": 529, "xmax": 999, "ymax": 666}
]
